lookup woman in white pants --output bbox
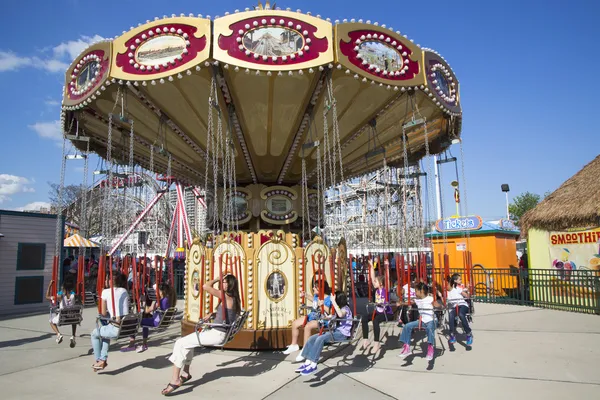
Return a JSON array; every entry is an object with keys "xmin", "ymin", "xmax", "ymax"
[{"xmin": 161, "ymin": 274, "xmax": 241, "ymax": 395}]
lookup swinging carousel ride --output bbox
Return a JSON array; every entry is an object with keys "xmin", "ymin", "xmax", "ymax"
[{"xmin": 61, "ymin": 1, "xmax": 462, "ymax": 349}]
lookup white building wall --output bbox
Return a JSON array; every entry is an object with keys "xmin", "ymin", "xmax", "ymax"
[{"xmin": 0, "ymin": 211, "xmax": 62, "ymax": 316}]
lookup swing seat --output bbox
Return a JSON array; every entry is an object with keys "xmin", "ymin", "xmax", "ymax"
[
  {"xmin": 51, "ymin": 305, "xmax": 84, "ymax": 326},
  {"xmin": 96, "ymin": 313, "xmax": 142, "ymax": 340},
  {"xmin": 84, "ymin": 291, "xmax": 97, "ymax": 307},
  {"xmin": 195, "ymin": 310, "xmax": 249, "ymax": 350},
  {"xmin": 365, "ymin": 302, "xmax": 397, "ymax": 324},
  {"xmin": 154, "ymin": 307, "xmax": 178, "ymax": 330},
  {"xmin": 320, "ymin": 315, "xmax": 363, "ymax": 345}
]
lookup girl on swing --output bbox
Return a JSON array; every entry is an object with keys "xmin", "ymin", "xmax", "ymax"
[
  {"xmin": 46, "ymin": 276, "xmax": 78, "ymax": 347},
  {"xmin": 120, "ymin": 282, "xmax": 177, "ymax": 353},
  {"xmin": 282, "ymin": 274, "xmax": 332, "ymax": 362},
  {"xmin": 295, "ymin": 290, "xmax": 353, "ymax": 376},
  {"xmin": 161, "ymin": 274, "xmax": 241, "ymax": 396},
  {"xmin": 360, "ymin": 258, "xmax": 393, "ymax": 353}
]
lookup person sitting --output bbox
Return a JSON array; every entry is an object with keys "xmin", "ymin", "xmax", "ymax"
[
  {"xmin": 120, "ymin": 283, "xmax": 178, "ymax": 353},
  {"xmin": 161, "ymin": 274, "xmax": 241, "ymax": 396},
  {"xmin": 282, "ymin": 279, "xmax": 332, "ymax": 361},
  {"xmin": 447, "ymin": 273, "xmax": 473, "ymax": 346},
  {"xmin": 46, "ymin": 276, "xmax": 78, "ymax": 348},
  {"xmin": 90, "ymin": 273, "xmax": 130, "ymax": 371},
  {"xmin": 397, "ymin": 282, "xmax": 441, "ymax": 361},
  {"xmin": 360, "ymin": 259, "xmax": 393, "ymax": 353},
  {"xmin": 295, "ymin": 291, "xmax": 353, "ymax": 376}
]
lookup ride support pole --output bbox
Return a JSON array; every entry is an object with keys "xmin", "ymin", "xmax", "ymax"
[
  {"xmin": 384, "ymin": 255, "xmax": 390, "ymax": 303},
  {"xmin": 132, "ymin": 257, "xmax": 140, "ymax": 312},
  {"xmin": 141, "ymin": 254, "xmax": 147, "ymax": 296},
  {"xmin": 444, "ymin": 254, "xmax": 450, "ymax": 284},
  {"xmin": 96, "ymin": 255, "xmax": 105, "ymax": 313},
  {"xmin": 169, "ymin": 258, "xmax": 174, "ymax": 286},
  {"xmin": 219, "ymin": 253, "xmax": 226, "ymax": 321},
  {"xmin": 108, "ymin": 256, "xmax": 116, "ymax": 318},
  {"xmin": 51, "ymin": 256, "xmax": 59, "ymax": 301},
  {"xmin": 367, "ymin": 255, "xmax": 373, "ymax": 301},
  {"xmin": 329, "ymin": 248, "xmax": 336, "ymax": 292},
  {"xmin": 77, "ymin": 255, "xmax": 85, "ymax": 302},
  {"xmin": 236, "ymin": 256, "xmax": 245, "ymax": 309},
  {"xmin": 395, "ymin": 254, "xmax": 402, "ymax": 299},
  {"xmin": 209, "ymin": 255, "xmax": 214, "ymax": 312},
  {"xmin": 199, "ymin": 253, "xmax": 205, "ymax": 316},
  {"xmin": 349, "ymin": 254, "xmax": 357, "ymax": 316}
]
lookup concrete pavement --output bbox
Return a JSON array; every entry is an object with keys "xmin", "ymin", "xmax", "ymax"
[{"xmin": 1, "ymin": 302, "xmax": 599, "ymax": 399}]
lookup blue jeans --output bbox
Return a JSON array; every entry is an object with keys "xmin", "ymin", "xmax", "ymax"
[
  {"xmin": 301, "ymin": 331, "xmax": 348, "ymax": 363},
  {"xmin": 91, "ymin": 324, "xmax": 119, "ymax": 361},
  {"xmin": 449, "ymin": 305, "xmax": 472, "ymax": 335},
  {"xmin": 399, "ymin": 319, "xmax": 436, "ymax": 347}
]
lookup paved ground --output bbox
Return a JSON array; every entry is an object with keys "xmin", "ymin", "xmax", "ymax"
[{"xmin": 1, "ymin": 302, "xmax": 600, "ymax": 399}]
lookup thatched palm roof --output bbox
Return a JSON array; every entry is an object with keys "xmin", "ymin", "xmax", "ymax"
[{"xmin": 521, "ymin": 154, "xmax": 600, "ymax": 234}]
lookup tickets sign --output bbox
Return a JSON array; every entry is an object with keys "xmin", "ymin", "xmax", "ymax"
[{"xmin": 435, "ymin": 216, "xmax": 483, "ymax": 232}]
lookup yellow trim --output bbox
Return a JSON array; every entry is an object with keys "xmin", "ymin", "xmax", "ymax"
[
  {"xmin": 111, "ymin": 17, "xmax": 211, "ymax": 81},
  {"xmin": 213, "ymin": 10, "xmax": 333, "ymax": 71},
  {"xmin": 334, "ymin": 23, "xmax": 426, "ymax": 87}
]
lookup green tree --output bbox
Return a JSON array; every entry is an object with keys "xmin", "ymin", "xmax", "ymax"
[{"xmin": 509, "ymin": 192, "xmax": 541, "ymax": 225}]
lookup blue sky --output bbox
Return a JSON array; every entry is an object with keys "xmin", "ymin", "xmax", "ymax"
[{"xmin": 0, "ymin": 0, "xmax": 598, "ymax": 220}]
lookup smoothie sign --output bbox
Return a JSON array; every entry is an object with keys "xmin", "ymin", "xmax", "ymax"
[{"xmin": 435, "ymin": 216, "xmax": 483, "ymax": 232}]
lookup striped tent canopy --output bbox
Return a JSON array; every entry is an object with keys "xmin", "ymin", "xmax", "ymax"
[{"xmin": 64, "ymin": 234, "xmax": 99, "ymax": 248}]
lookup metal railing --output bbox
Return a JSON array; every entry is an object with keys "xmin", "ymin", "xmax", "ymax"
[{"xmin": 432, "ymin": 267, "xmax": 600, "ymax": 315}]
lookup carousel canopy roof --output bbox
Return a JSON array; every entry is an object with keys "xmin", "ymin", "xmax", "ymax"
[{"xmin": 62, "ymin": 3, "xmax": 462, "ymax": 186}]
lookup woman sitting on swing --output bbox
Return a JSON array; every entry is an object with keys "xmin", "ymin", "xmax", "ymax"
[
  {"xmin": 360, "ymin": 258, "xmax": 393, "ymax": 353},
  {"xmin": 161, "ymin": 274, "xmax": 241, "ymax": 396}
]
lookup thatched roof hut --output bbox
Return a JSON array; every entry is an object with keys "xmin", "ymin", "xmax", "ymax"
[{"xmin": 521, "ymin": 154, "xmax": 600, "ymax": 234}]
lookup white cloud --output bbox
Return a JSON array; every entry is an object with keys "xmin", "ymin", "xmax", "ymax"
[
  {"xmin": 53, "ymin": 35, "xmax": 105, "ymax": 61},
  {"xmin": 15, "ymin": 201, "xmax": 51, "ymax": 212},
  {"xmin": 0, "ymin": 35, "xmax": 104, "ymax": 74},
  {"xmin": 29, "ymin": 120, "xmax": 62, "ymax": 141},
  {"xmin": 45, "ymin": 99, "xmax": 61, "ymax": 106},
  {"xmin": 0, "ymin": 51, "xmax": 32, "ymax": 72},
  {"xmin": 0, "ymin": 174, "xmax": 35, "ymax": 203}
]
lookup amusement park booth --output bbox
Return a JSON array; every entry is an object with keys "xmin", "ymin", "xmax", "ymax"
[
  {"xmin": 521, "ymin": 155, "xmax": 600, "ymax": 310},
  {"xmin": 428, "ymin": 216, "xmax": 520, "ymax": 296},
  {"xmin": 60, "ymin": 2, "xmax": 463, "ymax": 348}
]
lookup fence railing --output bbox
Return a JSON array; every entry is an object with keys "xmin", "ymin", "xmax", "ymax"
[{"xmin": 430, "ymin": 267, "xmax": 600, "ymax": 314}]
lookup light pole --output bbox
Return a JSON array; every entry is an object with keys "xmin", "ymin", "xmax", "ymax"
[{"xmin": 501, "ymin": 184, "xmax": 510, "ymax": 220}]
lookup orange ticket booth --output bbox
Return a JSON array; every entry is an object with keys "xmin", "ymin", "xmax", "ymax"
[{"xmin": 427, "ymin": 216, "xmax": 521, "ymax": 296}]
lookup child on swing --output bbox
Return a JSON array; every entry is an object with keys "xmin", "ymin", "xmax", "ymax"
[
  {"xmin": 447, "ymin": 273, "xmax": 473, "ymax": 345},
  {"xmin": 46, "ymin": 276, "xmax": 78, "ymax": 348},
  {"xmin": 361, "ymin": 258, "xmax": 393, "ymax": 353},
  {"xmin": 397, "ymin": 282, "xmax": 441, "ymax": 361},
  {"xmin": 283, "ymin": 276, "xmax": 332, "ymax": 361},
  {"xmin": 295, "ymin": 290, "xmax": 353, "ymax": 376}
]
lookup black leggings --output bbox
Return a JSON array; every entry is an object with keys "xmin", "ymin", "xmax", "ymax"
[{"xmin": 362, "ymin": 311, "xmax": 390, "ymax": 341}]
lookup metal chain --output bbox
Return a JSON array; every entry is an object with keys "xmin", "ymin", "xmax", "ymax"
[
  {"xmin": 459, "ymin": 139, "xmax": 471, "ymax": 249},
  {"xmin": 316, "ymin": 146, "xmax": 322, "ymax": 234},
  {"xmin": 205, "ymin": 78, "xmax": 215, "ymax": 234},
  {"xmin": 54, "ymin": 118, "xmax": 71, "ymax": 257},
  {"xmin": 105, "ymin": 113, "xmax": 114, "ymax": 252},
  {"xmin": 301, "ymin": 156, "xmax": 307, "ymax": 244},
  {"xmin": 80, "ymin": 138, "xmax": 90, "ymax": 256}
]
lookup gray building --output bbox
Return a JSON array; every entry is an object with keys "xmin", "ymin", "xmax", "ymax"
[{"xmin": 0, "ymin": 210, "xmax": 63, "ymax": 316}]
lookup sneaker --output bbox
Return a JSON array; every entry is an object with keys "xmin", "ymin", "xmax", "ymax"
[
  {"xmin": 69, "ymin": 336, "xmax": 76, "ymax": 348},
  {"xmin": 448, "ymin": 335, "xmax": 456, "ymax": 344},
  {"xmin": 282, "ymin": 344, "xmax": 299, "ymax": 355},
  {"xmin": 426, "ymin": 345, "xmax": 435, "ymax": 361},
  {"xmin": 56, "ymin": 334, "xmax": 63, "ymax": 344},
  {"xmin": 295, "ymin": 364, "xmax": 308, "ymax": 373},
  {"xmin": 136, "ymin": 345, "xmax": 148, "ymax": 353},
  {"xmin": 295, "ymin": 354, "xmax": 305, "ymax": 363},
  {"xmin": 398, "ymin": 344, "xmax": 411, "ymax": 358},
  {"xmin": 300, "ymin": 364, "xmax": 318, "ymax": 376},
  {"xmin": 120, "ymin": 345, "xmax": 137, "ymax": 352},
  {"xmin": 466, "ymin": 334, "xmax": 473, "ymax": 346}
]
